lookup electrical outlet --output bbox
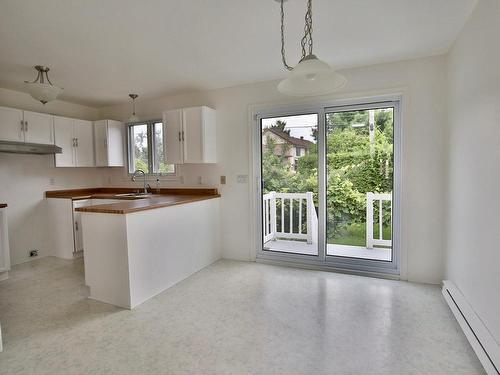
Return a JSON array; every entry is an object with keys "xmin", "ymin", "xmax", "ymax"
[
  {"xmin": 29, "ymin": 249, "xmax": 39, "ymax": 257},
  {"xmin": 220, "ymin": 175, "xmax": 226, "ymax": 185}
]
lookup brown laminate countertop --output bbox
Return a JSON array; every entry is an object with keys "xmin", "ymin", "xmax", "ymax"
[
  {"xmin": 0, "ymin": 203, "xmax": 7, "ymax": 209},
  {"xmin": 46, "ymin": 188, "xmax": 220, "ymax": 214}
]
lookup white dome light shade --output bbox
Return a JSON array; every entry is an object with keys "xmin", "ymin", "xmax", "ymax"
[
  {"xmin": 278, "ymin": 55, "xmax": 346, "ymax": 97},
  {"xmin": 128, "ymin": 114, "xmax": 139, "ymax": 123},
  {"xmin": 25, "ymin": 82, "xmax": 63, "ymax": 104}
]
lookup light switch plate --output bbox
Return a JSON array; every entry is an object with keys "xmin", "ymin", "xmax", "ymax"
[
  {"xmin": 237, "ymin": 175, "xmax": 248, "ymax": 183},
  {"xmin": 220, "ymin": 175, "xmax": 226, "ymax": 184}
]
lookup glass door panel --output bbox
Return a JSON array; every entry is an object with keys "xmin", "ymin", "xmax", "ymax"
[
  {"xmin": 260, "ymin": 114, "xmax": 319, "ymax": 256},
  {"xmin": 325, "ymin": 106, "xmax": 394, "ymax": 262}
]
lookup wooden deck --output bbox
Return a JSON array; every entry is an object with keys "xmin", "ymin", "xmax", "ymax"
[{"xmin": 264, "ymin": 239, "xmax": 391, "ymax": 261}]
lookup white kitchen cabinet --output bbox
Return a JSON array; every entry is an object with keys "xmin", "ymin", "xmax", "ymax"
[
  {"xmin": 0, "ymin": 107, "xmax": 53, "ymax": 144},
  {"xmin": 163, "ymin": 106, "xmax": 216, "ymax": 164},
  {"xmin": 54, "ymin": 116, "xmax": 76, "ymax": 166},
  {"xmin": 23, "ymin": 111, "xmax": 54, "ymax": 144},
  {"xmin": 94, "ymin": 120, "xmax": 124, "ymax": 167},
  {"xmin": 0, "ymin": 205, "xmax": 10, "ymax": 279},
  {"xmin": 48, "ymin": 198, "xmax": 121, "ymax": 259},
  {"xmin": 72, "ymin": 199, "xmax": 91, "ymax": 253},
  {"xmin": 74, "ymin": 120, "xmax": 95, "ymax": 167},
  {"xmin": 54, "ymin": 116, "xmax": 95, "ymax": 167},
  {"xmin": 0, "ymin": 106, "xmax": 24, "ymax": 142}
]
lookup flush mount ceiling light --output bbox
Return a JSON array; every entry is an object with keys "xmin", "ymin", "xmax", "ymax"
[
  {"xmin": 276, "ymin": 0, "xmax": 346, "ymax": 96},
  {"xmin": 24, "ymin": 65, "xmax": 63, "ymax": 104},
  {"xmin": 128, "ymin": 94, "xmax": 139, "ymax": 122}
]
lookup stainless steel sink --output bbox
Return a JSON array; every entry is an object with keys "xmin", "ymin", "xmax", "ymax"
[{"xmin": 114, "ymin": 193, "xmax": 152, "ymax": 198}]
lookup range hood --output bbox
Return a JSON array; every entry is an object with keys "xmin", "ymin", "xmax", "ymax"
[{"xmin": 0, "ymin": 140, "xmax": 62, "ymax": 155}]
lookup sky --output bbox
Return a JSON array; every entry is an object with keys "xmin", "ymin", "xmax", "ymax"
[{"xmin": 261, "ymin": 114, "xmax": 317, "ymax": 143}]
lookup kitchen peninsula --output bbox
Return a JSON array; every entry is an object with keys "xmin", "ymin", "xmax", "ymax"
[{"xmin": 47, "ymin": 188, "xmax": 220, "ymax": 309}]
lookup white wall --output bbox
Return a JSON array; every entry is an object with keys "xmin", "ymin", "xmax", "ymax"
[
  {"xmin": 445, "ymin": 0, "xmax": 500, "ymax": 346},
  {"xmin": 100, "ymin": 55, "xmax": 448, "ymax": 284},
  {"xmin": 0, "ymin": 88, "xmax": 110, "ymax": 264}
]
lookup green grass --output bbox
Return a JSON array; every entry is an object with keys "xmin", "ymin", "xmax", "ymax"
[{"xmin": 328, "ymin": 222, "xmax": 391, "ymax": 247}]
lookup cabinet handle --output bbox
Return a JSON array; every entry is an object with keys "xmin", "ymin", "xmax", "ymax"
[
  {"xmin": 20, "ymin": 120, "xmax": 24, "ymax": 136},
  {"xmin": 75, "ymin": 221, "xmax": 78, "ymax": 231},
  {"xmin": 76, "ymin": 138, "xmax": 79, "ymax": 147},
  {"xmin": 182, "ymin": 130, "xmax": 185, "ymax": 141},
  {"xmin": 25, "ymin": 120, "xmax": 28, "ymax": 131},
  {"xmin": 72, "ymin": 138, "xmax": 76, "ymax": 147},
  {"xmin": 178, "ymin": 131, "xmax": 181, "ymax": 142}
]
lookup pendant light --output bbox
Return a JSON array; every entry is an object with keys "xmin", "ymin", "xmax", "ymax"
[
  {"xmin": 128, "ymin": 94, "xmax": 139, "ymax": 122},
  {"xmin": 24, "ymin": 66, "xmax": 63, "ymax": 104},
  {"xmin": 276, "ymin": 0, "xmax": 346, "ymax": 96}
]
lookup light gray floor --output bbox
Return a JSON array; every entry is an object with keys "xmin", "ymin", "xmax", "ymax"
[{"xmin": 0, "ymin": 257, "xmax": 484, "ymax": 375}]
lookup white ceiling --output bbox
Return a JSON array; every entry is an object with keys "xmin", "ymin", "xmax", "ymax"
[{"xmin": 0, "ymin": 0, "xmax": 477, "ymax": 107}]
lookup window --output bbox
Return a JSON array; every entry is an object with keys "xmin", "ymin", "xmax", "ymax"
[
  {"xmin": 295, "ymin": 147, "xmax": 301, "ymax": 156},
  {"xmin": 127, "ymin": 121, "xmax": 175, "ymax": 175}
]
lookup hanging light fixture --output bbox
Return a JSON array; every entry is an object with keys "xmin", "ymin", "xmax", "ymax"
[
  {"xmin": 128, "ymin": 94, "xmax": 139, "ymax": 122},
  {"xmin": 24, "ymin": 65, "xmax": 63, "ymax": 104},
  {"xmin": 276, "ymin": 0, "xmax": 346, "ymax": 96}
]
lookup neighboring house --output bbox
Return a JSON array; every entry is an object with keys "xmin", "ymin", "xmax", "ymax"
[{"xmin": 262, "ymin": 128, "xmax": 314, "ymax": 170}]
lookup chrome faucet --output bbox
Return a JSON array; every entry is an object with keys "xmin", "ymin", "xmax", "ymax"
[{"xmin": 131, "ymin": 169, "xmax": 148, "ymax": 194}]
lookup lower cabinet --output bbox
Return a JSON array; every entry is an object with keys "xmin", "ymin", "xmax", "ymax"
[{"xmin": 48, "ymin": 198, "xmax": 120, "ymax": 259}]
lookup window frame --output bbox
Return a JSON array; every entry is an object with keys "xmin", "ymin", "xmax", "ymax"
[{"xmin": 126, "ymin": 119, "xmax": 176, "ymax": 176}]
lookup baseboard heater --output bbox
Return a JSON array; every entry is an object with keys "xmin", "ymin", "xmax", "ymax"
[{"xmin": 442, "ymin": 280, "xmax": 500, "ymax": 375}]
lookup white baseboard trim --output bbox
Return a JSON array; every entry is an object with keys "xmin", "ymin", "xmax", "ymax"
[{"xmin": 442, "ymin": 280, "xmax": 500, "ymax": 375}]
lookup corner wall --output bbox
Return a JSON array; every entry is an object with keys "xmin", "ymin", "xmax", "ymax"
[{"xmin": 445, "ymin": 0, "xmax": 500, "ymax": 350}]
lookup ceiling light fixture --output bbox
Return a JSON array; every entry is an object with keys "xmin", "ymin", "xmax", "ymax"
[
  {"xmin": 24, "ymin": 65, "xmax": 63, "ymax": 104},
  {"xmin": 276, "ymin": 0, "xmax": 346, "ymax": 96},
  {"xmin": 128, "ymin": 94, "xmax": 139, "ymax": 122}
]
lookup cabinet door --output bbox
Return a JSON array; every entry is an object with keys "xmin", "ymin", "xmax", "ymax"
[
  {"xmin": 54, "ymin": 116, "xmax": 75, "ymax": 167},
  {"xmin": 23, "ymin": 111, "xmax": 54, "ymax": 144},
  {"xmin": 163, "ymin": 109, "xmax": 183, "ymax": 164},
  {"xmin": 182, "ymin": 107, "xmax": 203, "ymax": 163},
  {"xmin": 74, "ymin": 119, "xmax": 95, "ymax": 167},
  {"xmin": 0, "ymin": 106, "xmax": 24, "ymax": 142},
  {"xmin": 94, "ymin": 120, "xmax": 108, "ymax": 166},
  {"xmin": 107, "ymin": 120, "xmax": 124, "ymax": 167},
  {"xmin": 73, "ymin": 199, "xmax": 92, "ymax": 253}
]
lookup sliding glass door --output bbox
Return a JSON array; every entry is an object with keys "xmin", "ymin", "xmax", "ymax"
[
  {"xmin": 325, "ymin": 104, "xmax": 395, "ymax": 263},
  {"xmin": 260, "ymin": 113, "xmax": 319, "ymax": 256},
  {"xmin": 257, "ymin": 100, "xmax": 400, "ymax": 275}
]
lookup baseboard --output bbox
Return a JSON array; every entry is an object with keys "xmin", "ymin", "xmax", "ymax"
[{"xmin": 442, "ymin": 280, "xmax": 500, "ymax": 375}]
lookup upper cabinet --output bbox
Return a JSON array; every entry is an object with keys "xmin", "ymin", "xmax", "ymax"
[
  {"xmin": 0, "ymin": 106, "xmax": 24, "ymax": 142},
  {"xmin": 163, "ymin": 106, "xmax": 216, "ymax": 164},
  {"xmin": 0, "ymin": 106, "xmax": 53, "ymax": 144},
  {"xmin": 23, "ymin": 111, "xmax": 54, "ymax": 144},
  {"xmin": 94, "ymin": 120, "xmax": 124, "ymax": 167},
  {"xmin": 54, "ymin": 116, "xmax": 95, "ymax": 167}
]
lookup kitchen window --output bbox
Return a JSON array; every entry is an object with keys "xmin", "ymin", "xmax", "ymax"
[{"xmin": 127, "ymin": 121, "xmax": 175, "ymax": 175}]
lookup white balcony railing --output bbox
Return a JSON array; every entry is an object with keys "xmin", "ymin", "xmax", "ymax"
[
  {"xmin": 366, "ymin": 192, "xmax": 392, "ymax": 249},
  {"xmin": 263, "ymin": 192, "xmax": 318, "ymax": 244},
  {"xmin": 263, "ymin": 191, "xmax": 392, "ymax": 249}
]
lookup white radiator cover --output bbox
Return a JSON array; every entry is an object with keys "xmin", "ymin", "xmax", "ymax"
[{"xmin": 442, "ymin": 280, "xmax": 500, "ymax": 375}]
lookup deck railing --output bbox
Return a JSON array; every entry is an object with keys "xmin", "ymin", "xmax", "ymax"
[
  {"xmin": 263, "ymin": 192, "xmax": 318, "ymax": 244},
  {"xmin": 263, "ymin": 191, "xmax": 392, "ymax": 249},
  {"xmin": 366, "ymin": 192, "xmax": 392, "ymax": 248}
]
